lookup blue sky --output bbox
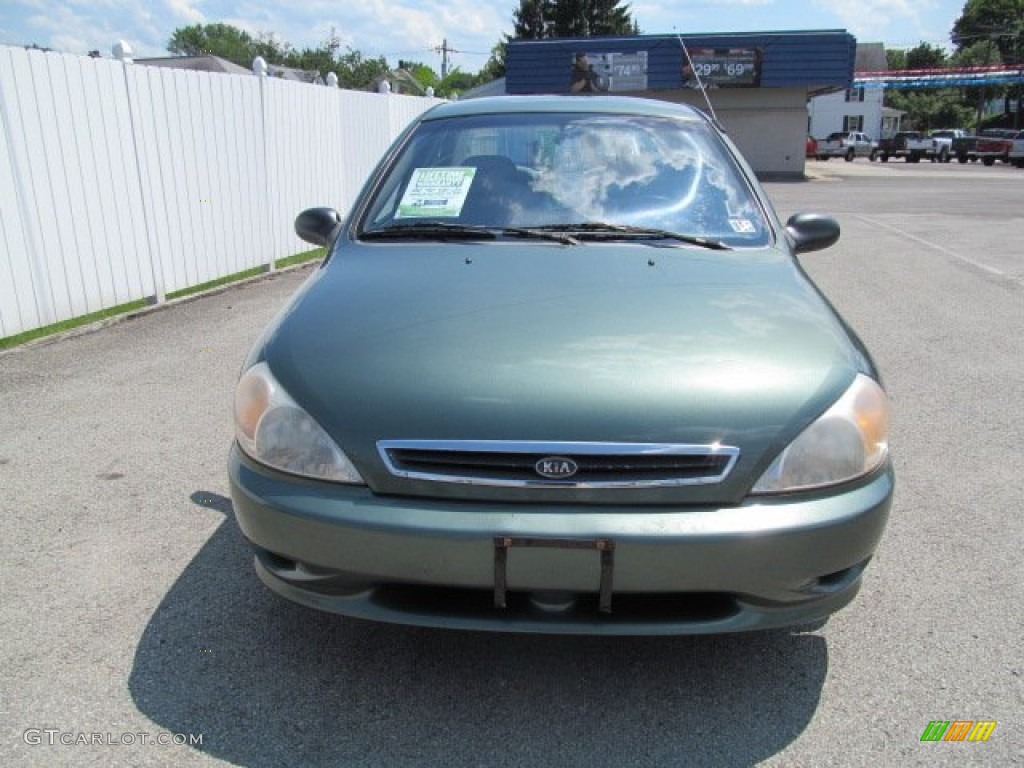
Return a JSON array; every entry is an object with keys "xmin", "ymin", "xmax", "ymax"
[{"xmin": 1, "ymin": 1, "xmax": 969, "ymax": 72}]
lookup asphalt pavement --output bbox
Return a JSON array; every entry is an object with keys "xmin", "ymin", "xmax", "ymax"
[{"xmin": 1, "ymin": 158, "xmax": 1021, "ymax": 767}]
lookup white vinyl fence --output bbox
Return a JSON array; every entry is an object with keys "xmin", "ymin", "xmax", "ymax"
[{"xmin": 0, "ymin": 45, "xmax": 442, "ymax": 339}]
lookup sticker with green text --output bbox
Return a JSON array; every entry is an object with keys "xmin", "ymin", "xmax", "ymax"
[{"xmin": 397, "ymin": 167, "xmax": 476, "ymax": 219}]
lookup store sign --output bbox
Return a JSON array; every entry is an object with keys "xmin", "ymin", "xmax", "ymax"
[
  {"xmin": 570, "ymin": 51, "xmax": 648, "ymax": 93},
  {"xmin": 683, "ymin": 48, "xmax": 762, "ymax": 88}
]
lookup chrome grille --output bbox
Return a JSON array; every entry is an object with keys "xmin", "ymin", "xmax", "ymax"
[{"xmin": 377, "ymin": 441, "xmax": 739, "ymax": 488}]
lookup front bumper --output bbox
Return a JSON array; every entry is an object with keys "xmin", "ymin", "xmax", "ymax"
[{"xmin": 228, "ymin": 444, "xmax": 893, "ymax": 635}]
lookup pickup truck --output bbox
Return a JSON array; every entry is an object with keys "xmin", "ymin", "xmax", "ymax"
[
  {"xmin": 927, "ymin": 129, "xmax": 967, "ymax": 162},
  {"xmin": 816, "ymin": 131, "xmax": 878, "ymax": 161},
  {"xmin": 876, "ymin": 131, "xmax": 936, "ymax": 163},
  {"xmin": 1009, "ymin": 131, "xmax": 1024, "ymax": 168},
  {"xmin": 976, "ymin": 129, "xmax": 1017, "ymax": 166},
  {"xmin": 952, "ymin": 133, "xmax": 978, "ymax": 162}
]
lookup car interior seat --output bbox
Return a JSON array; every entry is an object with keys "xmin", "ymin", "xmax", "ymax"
[{"xmin": 459, "ymin": 155, "xmax": 529, "ymax": 226}]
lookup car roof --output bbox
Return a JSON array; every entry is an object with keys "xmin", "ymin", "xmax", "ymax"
[{"xmin": 419, "ymin": 95, "xmax": 710, "ymax": 124}]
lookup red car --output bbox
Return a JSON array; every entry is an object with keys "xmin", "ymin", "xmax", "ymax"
[{"xmin": 806, "ymin": 135, "xmax": 818, "ymax": 158}]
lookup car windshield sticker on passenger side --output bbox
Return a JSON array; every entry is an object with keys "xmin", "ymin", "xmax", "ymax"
[
  {"xmin": 396, "ymin": 167, "xmax": 477, "ymax": 218},
  {"xmin": 729, "ymin": 218, "xmax": 756, "ymax": 234}
]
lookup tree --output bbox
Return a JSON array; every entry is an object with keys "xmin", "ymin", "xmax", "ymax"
[
  {"xmin": 168, "ymin": 23, "xmax": 261, "ymax": 66},
  {"xmin": 489, "ymin": 0, "xmax": 637, "ymax": 81},
  {"xmin": 398, "ymin": 61, "xmax": 440, "ymax": 91},
  {"xmin": 904, "ymin": 41, "xmax": 948, "ymax": 69},
  {"xmin": 886, "ymin": 48, "xmax": 907, "ymax": 70},
  {"xmin": 886, "ymin": 89, "xmax": 973, "ymax": 130},
  {"xmin": 883, "ymin": 43, "xmax": 964, "ymax": 129},
  {"xmin": 282, "ymin": 28, "xmax": 334, "ymax": 75},
  {"xmin": 438, "ymin": 69, "xmax": 482, "ymax": 97},
  {"xmin": 330, "ymin": 49, "xmax": 390, "ymax": 90},
  {"xmin": 511, "ymin": 0, "xmax": 637, "ymax": 39},
  {"xmin": 953, "ymin": 39, "xmax": 1004, "ymax": 128},
  {"xmin": 952, "ymin": 0, "xmax": 1023, "ymax": 126},
  {"xmin": 513, "ymin": 0, "xmax": 553, "ymax": 39},
  {"xmin": 952, "ymin": 0, "xmax": 1024, "ymax": 61},
  {"xmin": 167, "ymin": 23, "xmax": 389, "ymax": 91},
  {"xmin": 480, "ymin": 42, "xmax": 508, "ymax": 80},
  {"xmin": 550, "ymin": 0, "xmax": 636, "ymax": 37}
]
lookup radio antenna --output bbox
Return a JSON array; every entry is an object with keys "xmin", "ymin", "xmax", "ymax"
[{"xmin": 676, "ymin": 31, "xmax": 720, "ymax": 125}]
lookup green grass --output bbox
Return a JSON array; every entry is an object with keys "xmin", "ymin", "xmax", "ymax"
[
  {"xmin": 0, "ymin": 298, "xmax": 151, "ymax": 350},
  {"xmin": 0, "ymin": 247, "xmax": 326, "ymax": 351},
  {"xmin": 276, "ymin": 248, "xmax": 325, "ymax": 269}
]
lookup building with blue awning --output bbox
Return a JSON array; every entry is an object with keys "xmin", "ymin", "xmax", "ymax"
[{"xmin": 502, "ymin": 30, "xmax": 858, "ymax": 177}]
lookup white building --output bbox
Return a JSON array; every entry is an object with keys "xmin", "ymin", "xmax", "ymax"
[{"xmin": 808, "ymin": 43, "xmax": 903, "ymax": 141}]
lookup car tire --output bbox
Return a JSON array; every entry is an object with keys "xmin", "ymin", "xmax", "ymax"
[
  {"xmin": 1014, "ymin": 158, "xmax": 1024, "ymax": 168},
  {"xmin": 957, "ymin": 155, "xmax": 968, "ymax": 164},
  {"xmin": 880, "ymin": 154, "xmax": 889, "ymax": 162},
  {"xmin": 869, "ymin": 150, "xmax": 878, "ymax": 162},
  {"xmin": 845, "ymin": 149, "xmax": 855, "ymax": 162},
  {"xmin": 982, "ymin": 157, "xmax": 995, "ymax": 166}
]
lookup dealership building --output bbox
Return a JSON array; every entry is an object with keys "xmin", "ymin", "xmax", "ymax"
[{"xmin": 500, "ymin": 30, "xmax": 857, "ymax": 177}]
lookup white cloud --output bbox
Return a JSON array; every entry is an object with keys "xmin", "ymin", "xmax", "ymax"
[
  {"xmin": 812, "ymin": 0, "xmax": 951, "ymax": 46},
  {"xmin": 15, "ymin": 1, "xmax": 168, "ymax": 55},
  {"xmin": 219, "ymin": 0, "xmax": 507, "ymax": 70},
  {"xmin": 50, "ymin": 33, "xmax": 94, "ymax": 53},
  {"xmin": 166, "ymin": 0, "xmax": 206, "ymax": 24},
  {"xmin": 2, "ymin": 0, "xmax": 965, "ymax": 72}
]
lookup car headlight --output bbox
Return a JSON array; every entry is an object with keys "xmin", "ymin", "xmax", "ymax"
[
  {"xmin": 234, "ymin": 361, "xmax": 365, "ymax": 484},
  {"xmin": 751, "ymin": 373, "xmax": 889, "ymax": 494}
]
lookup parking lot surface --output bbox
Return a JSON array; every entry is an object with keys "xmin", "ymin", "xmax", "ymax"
[{"xmin": 1, "ymin": 159, "xmax": 1021, "ymax": 767}]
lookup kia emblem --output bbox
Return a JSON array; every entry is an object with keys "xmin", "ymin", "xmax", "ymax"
[{"xmin": 535, "ymin": 456, "xmax": 579, "ymax": 480}]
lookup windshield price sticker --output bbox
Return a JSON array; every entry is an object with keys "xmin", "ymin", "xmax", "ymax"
[{"xmin": 397, "ymin": 167, "xmax": 477, "ymax": 218}]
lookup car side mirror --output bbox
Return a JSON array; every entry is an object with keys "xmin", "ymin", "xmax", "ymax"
[
  {"xmin": 785, "ymin": 213, "xmax": 840, "ymax": 254},
  {"xmin": 295, "ymin": 207, "xmax": 343, "ymax": 247}
]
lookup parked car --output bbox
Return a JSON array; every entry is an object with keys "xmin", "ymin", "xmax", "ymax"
[
  {"xmin": 926, "ymin": 129, "xmax": 966, "ymax": 162},
  {"xmin": 976, "ymin": 128, "xmax": 1017, "ymax": 166},
  {"xmin": 806, "ymin": 134, "xmax": 818, "ymax": 158},
  {"xmin": 229, "ymin": 95, "xmax": 893, "ymax": 635},
  {"xmin": 816, "ymin": 131, "xmax": 878, "ymax": 161},
  {"xmin": 1009, "ymin": 131, "xmax": 1024, "ymax": 168},
  {"xmin": 951, "ymin": 132, "xmax": 979, "ymax": 163},
  {"xmin": 876, "ymin": 131, "xmax": 936, "ymax": 163}
]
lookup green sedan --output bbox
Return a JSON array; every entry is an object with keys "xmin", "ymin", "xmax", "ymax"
[{"xmin": 229, "ymin": 95, "xmax": 892, "ymax": 634}]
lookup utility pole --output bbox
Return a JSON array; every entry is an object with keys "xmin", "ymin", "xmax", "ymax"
[{"xmin": 434, "ymin": 39, "xmax": 458, "ymax": 79}]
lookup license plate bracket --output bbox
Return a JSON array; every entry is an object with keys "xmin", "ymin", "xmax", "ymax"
[{"xmin": 492, "ymin": 536, "xmax": 616, "ymax": 614}]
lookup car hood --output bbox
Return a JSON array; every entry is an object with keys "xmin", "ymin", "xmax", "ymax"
[{"xmin": 263, "ymin": 242, "xmax": 873, "ymax": 504}]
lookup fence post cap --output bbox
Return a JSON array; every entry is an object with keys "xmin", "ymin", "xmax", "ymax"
[
  {"xmin": 253, "ymin": 56, "xmax": 268, "ymax": 76},
  {"xmin": 378, "ymin": 80, "xmax": 391, "ymax": 94},
  {"xmin": 425, "ymin": 86, "xmax": 434, "ymax": 98},
  {"xmin": 112, "ymin": 41, "xmax": 133, "ymax": 62},
  {"xmin": 326, "ymin": 72, "xmax": 338, "ymax": 88}
]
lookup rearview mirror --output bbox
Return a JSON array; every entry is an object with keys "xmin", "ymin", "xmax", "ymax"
[
  {"xmin": 295, "ymin": 207, "xmax": 343, "ymax": 247},
  {"xmin": 785, "ymin": 213, "xmax": 840, "ymax": 254}
]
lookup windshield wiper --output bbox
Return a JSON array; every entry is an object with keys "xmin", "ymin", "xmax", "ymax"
[
  {"xmin": 533, "ymin": 222, "xmax": 731, "ymax": 250},
  {"xmin": 360, "ymin": 222, "xmax": 578, "ymax": 245}
]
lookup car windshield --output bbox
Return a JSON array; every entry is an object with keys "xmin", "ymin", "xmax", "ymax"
[{"xmin": 358, "ymin": 112, "xmax": 772, "ymax": 248}]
